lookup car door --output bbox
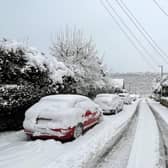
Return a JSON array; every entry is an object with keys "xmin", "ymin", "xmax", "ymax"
[
  {"xmin": 84, "ymin": 100, "xmax": 99, "ymax": 127},
  {"xmin": 75, "ymin": 100, "xmax": 92, "ymax": 127},
  {"xmin": 76, "ymin": 100, "xmax": 96, "ymax": 129}
]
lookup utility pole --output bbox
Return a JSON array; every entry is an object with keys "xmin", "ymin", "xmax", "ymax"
[
  {"xmin": 158, "ymin": 65, "xmax": 163, "ymax": 79},
  {"xmin": 128, "ymin": 82, "xmax": 131, "ymax": 93},
  {"xmin": 158, "ymin": 65, "xmax": 163, "ymax": 98}
]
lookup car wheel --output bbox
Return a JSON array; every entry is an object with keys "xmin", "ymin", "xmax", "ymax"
[{"xmin": 73, "ymin": 123, "xmax": 83, "ymax": 139}]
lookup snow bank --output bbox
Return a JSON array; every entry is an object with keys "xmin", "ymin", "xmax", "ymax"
[
  {"xmin": 148, "ymin": 99, "xmax": 168, "ymax": 126},
  {"xmin": 148, "ymin": 99, "xmax": 168, "ymax": 127},
  {"xmin": 127, "ymin": 100, "xmax": 160, "ymax": 168},
  {"xmin": 148, "ymin": 98, "xmax": 168, "ymax": 167},
  {"xmin": 0, "ymin": 39, "xmax": 73, "ymax": 83},
  {"xmin": 0, "ymin": 102, "xmax": 139, "ymax": 168},
  {"xmin": 161, "ymin": 75, "xmax": 168, "ymax": 87}
]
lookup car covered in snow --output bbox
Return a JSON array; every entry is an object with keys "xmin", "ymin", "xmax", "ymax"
[
  {"xmin": 130, "ymin": 94, "xmax": 137, "ymax": 102},
  {"xmin": 118, "ymin": 93, "xmax": 132, "ymax": 105},
  {"xmin": 23, "ymin": 95, "xmax": 102, "ymax": 140},
  {"xmin": 94, "ymin": 94, "xmax": 124, "ymax": 115}
]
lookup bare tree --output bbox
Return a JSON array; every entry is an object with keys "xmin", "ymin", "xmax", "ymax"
[{"xmin": 50, "ymin": 28, "xmax": 106, "ymax": 95}]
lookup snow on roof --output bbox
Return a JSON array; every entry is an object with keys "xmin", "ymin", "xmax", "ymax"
[
  {"xmin": 0, "ymin": 39, "xmax": 73, "ymax": 83},
  {"xmin": 161, "ymin": 75, "xmax": 168, "ymax": 87},
  {"xmin": 112, "ymin": 79, "xmax": 124, "ymax": 89}
]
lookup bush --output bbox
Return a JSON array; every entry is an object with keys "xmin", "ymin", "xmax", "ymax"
[
  {"xmin": 0, "ymin": 39, "xmax": 76, "ymax": 131},
  {"xmin": 160, "ymin": 97, "xmax": 168, "ymax": 107}
]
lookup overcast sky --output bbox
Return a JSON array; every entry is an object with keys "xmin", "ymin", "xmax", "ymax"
[{"xmin": 0, "ymin": 0, "xmax": 168, "ymax": 73}]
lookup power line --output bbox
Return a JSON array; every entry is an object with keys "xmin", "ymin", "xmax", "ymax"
[
  {"xmin": 120, "ymin": 0, "xmax": 168, "ymax": 60},
  {"xmin": 115, "ymin": 0, "xmax": 168, "ymax": 64},
  {"xmin": 100, "ymin": 0, "xmax": 157, "ymax": 71},
  {"xmin": 105, "ymin": 0, "xmax": 159, "ymax": 66},
  {"xmin": 153, "ymin": 0, "xmax": 168, "ymax": 17}
]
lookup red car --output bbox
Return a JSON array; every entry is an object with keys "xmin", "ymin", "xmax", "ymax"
[{"xmin": 23, "ymin": 95, "xmax": 102, "ymax": 141}]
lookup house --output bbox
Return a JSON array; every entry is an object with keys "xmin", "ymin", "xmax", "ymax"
[
  {"xmin": 153, "ymin": 75, "xmax": 168, "ymax": 106},
  {"xmin": 161, "ymin": 76, "xmax": 168, "ymax": 97},
  {"xmin": 154, "ymin": 75, "xmax": 168, "ymax": 97},
  {"xmin": 112, "ymin": 79, "xmax": 126, "ymax": 93}
]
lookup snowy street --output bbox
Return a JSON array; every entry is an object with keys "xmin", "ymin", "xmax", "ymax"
[
  {"xmin": 96, "ymin": 99, "xmax": 163, "ymax": 168},
  {"xmin": 1, "ymin": 1, "xmax": 168, "ymax": 168},
  {"xmin": 0, "ymin": 101, "xmax": 138, "ymax": 168},
  {"xmin": 1, "ymin": 99, "xmax": 168, "ymax": 168},
  {"xmin": 127, "ymin": 100, "xmax": 161, "ymax": 168}
]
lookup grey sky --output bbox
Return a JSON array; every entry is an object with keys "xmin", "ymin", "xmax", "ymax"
[{"xmin": 0, "ymin": 0, "xmax": 168, "ymax": 73}]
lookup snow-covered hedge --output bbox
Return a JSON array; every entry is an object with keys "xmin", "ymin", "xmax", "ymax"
[
  {"xmin": 0, "ymin": 39, "xmax": 73, "ymax": 84},
  {"xmin": 0, "ymin": 85, "xmax": 42, "ymax": 130},
  {"xmin": 0, "ymin": 39, "xmax": 76, "ymax": 131},
  {"xmin": 160, "ymin": 97, "xmax": 168, "ymax": 107}
]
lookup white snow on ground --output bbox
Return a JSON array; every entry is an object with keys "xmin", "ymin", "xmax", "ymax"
[
  {"xmin": 0, "ymin": 102, "xmax": 138, "ymax": 168},
  {"xmin": 0, "ymin": 39, "xmax": 73, "ymax": 83},
  {"xmin": 147, "ymin": 99, "xmax": 168, "ymax": 125},
  {"xmin": 127, "ymin": 100, "xmax": 160, "ymax": 168},
  {"xmin": 148, "ymin": 98, "xmax": 168, "ymax": 161},
  {"xmin": 96, "ymin": 108, "xmax": 138, "ymax": 168}
]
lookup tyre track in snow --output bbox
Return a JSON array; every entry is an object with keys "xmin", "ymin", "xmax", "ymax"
[
  {"xmin": 127, "ymin": 100, "xmax": 162, "ymax": 168},
  {"xmin": 93, "ymin": 101, "xmax": 140, "ymax": 168},
  {"xmin": 95, "ymin": 99, "xmax": 164, "ymax": 168},
  {"xmin": 147, "ymin": 100, "xmax": 168, "ymax": 168}
]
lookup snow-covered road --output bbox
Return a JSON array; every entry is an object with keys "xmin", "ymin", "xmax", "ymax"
[
  {"xmin": 0, "ymin": 101, "xmax": 138, "ymax": 168},
  {"xmin": 96, "ymin": 100, "xmax": 163, "ymax": 168},
  {"xmin": 96, "ymin": 105, "xmax": 138, "ymax": 168},
  {"xmin": 1, "ymin": 99, "xmax": 168, "ymax": 168},
  {"xmin": 127, "ymin": 100, "xmax": 161, "ymax": 168}
]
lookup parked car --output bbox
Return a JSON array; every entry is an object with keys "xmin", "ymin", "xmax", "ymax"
[
  {"xmin": 23, "ymin": 95, "xmax": 102, "ymax": 141},
  {"xmin": 118, "ymin": 93, "xmax": 132, "ymax": 104},
  {"xmin": 130, "ymin": 94, "xmax": 137, "ymax": 102},
  {"xmin": 94, "ymin": 94, "xmax": 124, "ymax": 115}
]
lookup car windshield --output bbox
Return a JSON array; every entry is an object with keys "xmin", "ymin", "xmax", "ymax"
[{"xmin": 95, "ymin": 96, "xmax": 111, "ymax": 103}]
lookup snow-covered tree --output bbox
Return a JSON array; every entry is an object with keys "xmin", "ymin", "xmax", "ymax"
[
  {"xmin": 0, "ymin": 39, "xmax": 75, "ymax": 131},
  {"xmin": 50, "ymin": 28, "xmax": 106, "ymax": 95}
]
